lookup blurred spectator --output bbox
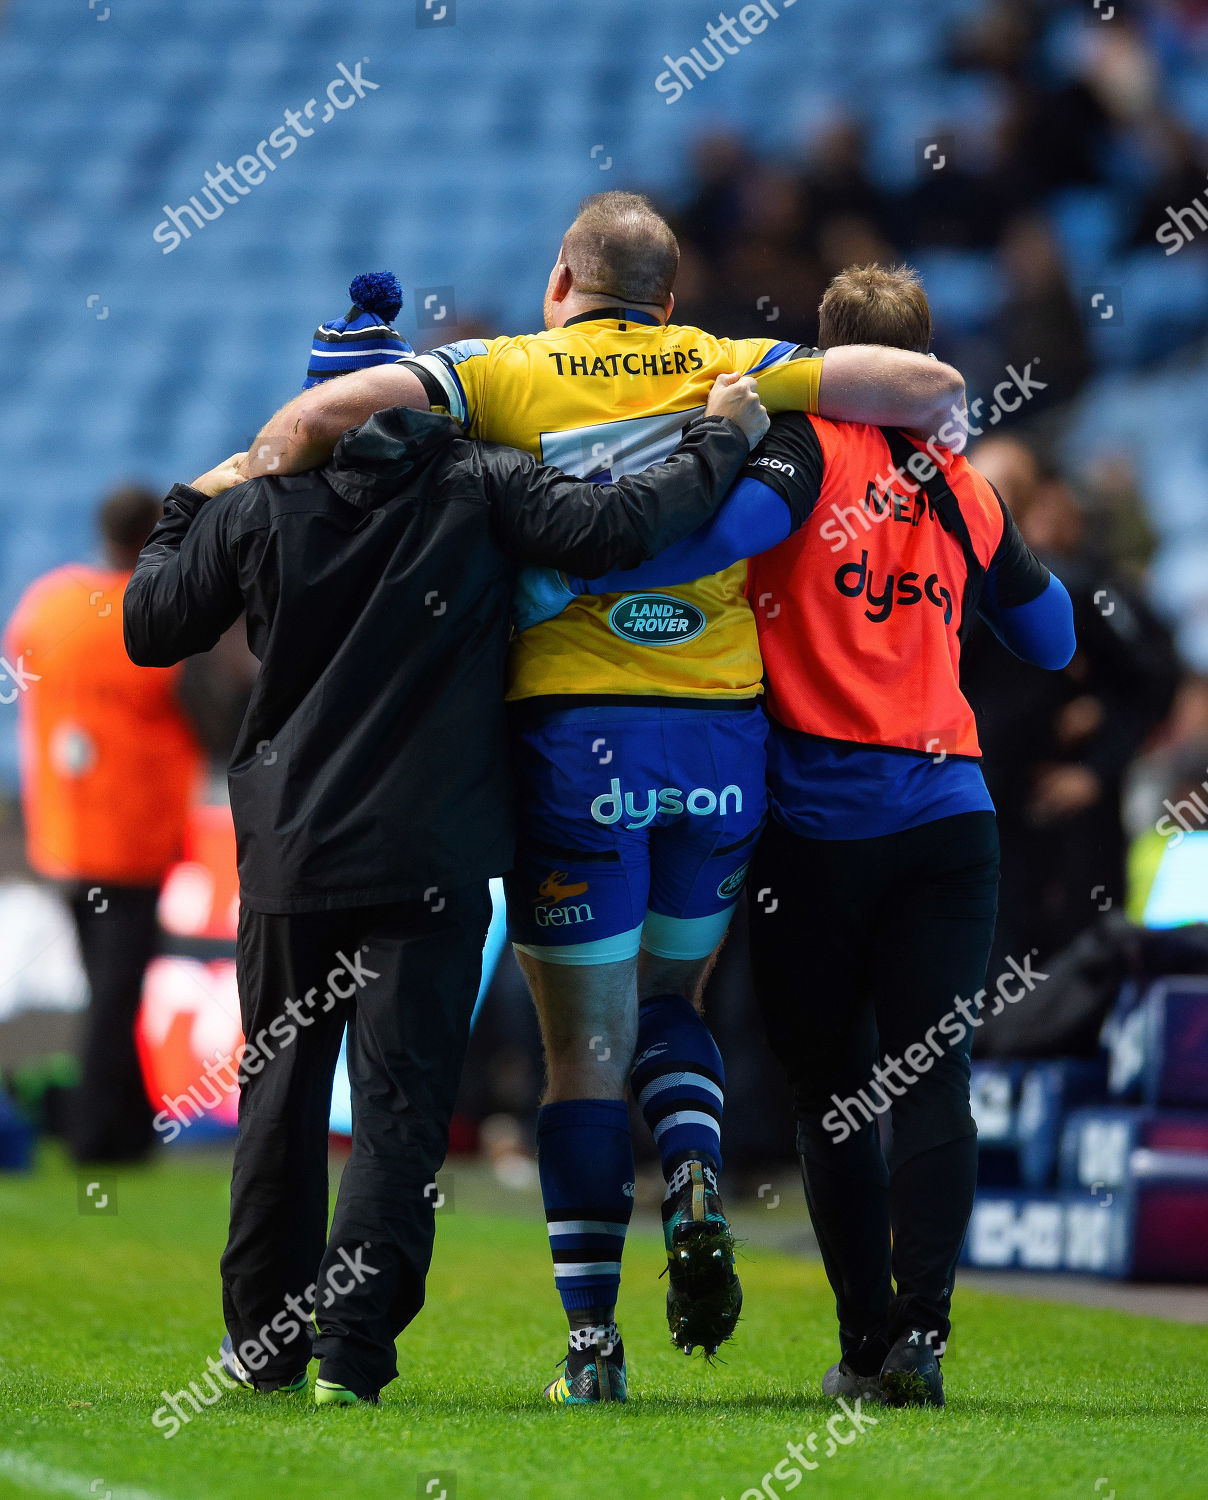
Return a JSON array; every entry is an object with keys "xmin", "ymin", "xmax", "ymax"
[
  {"xmin": 1127, "ymin": 115, "xmax": 1208, "ymax": 251},
  {"xmin": 1076, "ymin": 449, "xmax": 1161, "ymax": 583},
  {"xmin": 996, "ymin": 213, "xmax": 1091, "ymax": 415},
  {"xmin": 796, "ymin": 117, "xmax": 889, "ymax": 254},
  {"xmin": 4, "ymin": 486, "xmax": 203, "ymax": 1163},
  {"xmin": 814, "ymin": 215, "xmax": 895, "ymax": 281},
  {"xmin": 677, "ymin": 131, "xmax": 753, "ymax": 262},
  {"xmin": 897, "ymin": 124, "xmax": 1013, "ymax": 250},
  {"xmin": 962, "ymin": 438, "xmax": 1181, "ymax": 975},
  {"xmin": 952, "ymin": 0, "xmax": 1114, "ymax": 196},
  {"xmin": 671, "ymin": 145, "xmax": 827, "ymax": 339}
]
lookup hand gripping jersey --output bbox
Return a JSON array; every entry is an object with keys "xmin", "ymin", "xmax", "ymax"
[
  {"xmin": 747, "ymin": 417, "xmax": 1006, "ymax": 760},
  {"xmin": 402, "ymin": 310, "xmax": 822, "ymax": 704}
]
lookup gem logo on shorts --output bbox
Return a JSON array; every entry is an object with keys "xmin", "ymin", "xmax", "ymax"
[
  {"xmin": 533, "ymin": 871, "xmax": 588, "ymax": 905},
  {"xmin": 717, "ymin": 862, "xmax": 750, "ymax": 900},
  {"xmin": 608, "ymin": 593, "xmax": 706, "ymax": 646},
  {"xmin": 532, "ymin": 869, "xmax": 593, "ymax": 929}
]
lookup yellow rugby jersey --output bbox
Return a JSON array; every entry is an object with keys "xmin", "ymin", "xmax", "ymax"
[{"xmin": 402, "ymin": 310, "xmax": 822, "ymax": 703}]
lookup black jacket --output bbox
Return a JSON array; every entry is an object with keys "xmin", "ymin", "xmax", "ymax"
[{"xmin": 125, "ymin": 406, "xmax": 749, "ymax": 913}]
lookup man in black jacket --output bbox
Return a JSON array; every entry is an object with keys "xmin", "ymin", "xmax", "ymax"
[{"xmin": 124, "ymin": 379, "xmax": 766, "ymax": 1406}]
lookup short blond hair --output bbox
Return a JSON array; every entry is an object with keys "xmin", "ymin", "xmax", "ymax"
[
  {"xmin": 817, "ymin": 263, "xmax": 932, "ymax": 353},
  {"xmin": 562, "ymin": 191, "xmax": 679, "ymax": 305}
]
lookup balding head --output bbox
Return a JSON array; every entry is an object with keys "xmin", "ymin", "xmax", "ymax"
[{"xmin": 545, "ymin": 192, "xmax": 679, "ymax": 327}]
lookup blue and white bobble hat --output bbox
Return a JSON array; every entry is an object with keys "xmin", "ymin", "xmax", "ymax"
[{"xmin": 303, "ymin": 271, "xmax": 413, "ymax": 388}]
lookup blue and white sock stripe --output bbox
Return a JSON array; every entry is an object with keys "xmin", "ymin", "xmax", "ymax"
[
  {"xmin": 552, "ymin": 1261, "xmax": 624, "ymax": 1281},
  {"xmin": 636, "ymin": 1070, "xmax": 724, "ymax": 1113},
  {"xmin": 632, "ymin": 995, "xmax": 727, "ymax": 1174},
  {"xmin": 547, "ymin": 1219, "xmax": 628, "ymax": 1290},
  {"xmin": 547, "ymin": 1225, "xmax": 629, "ymax": 1261},
  {"xmin": 639, "ymin": 1080, "xmax": 723, "ymax": 1133},
  {"xmin": 546, "ymin": 1219, "xmax": 630, "ymax": 1238},
  {"xmin": 651, "ymin": 1109, "xmax": 722, "ymax": 1147},
  {"xmin": 635, "ymin": 1062, "xmax": 724, "ymax": 1158}
]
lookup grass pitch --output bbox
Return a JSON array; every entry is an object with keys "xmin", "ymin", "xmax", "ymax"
[{"xmin": 0, "ymin": 1149, "xmax": 1204, "ymax": 1500}]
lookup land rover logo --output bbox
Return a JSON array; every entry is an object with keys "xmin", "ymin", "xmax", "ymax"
[
  {"xmin": 717, "ymin": 862, "xmax": 750, "ymax": 900},
  {"xmin": 608, "ymin": 593, "xmax": 706, "ymax": 646}
]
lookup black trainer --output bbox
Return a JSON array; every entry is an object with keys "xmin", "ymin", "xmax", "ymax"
[
  {"xmin": 219, "ymin": 1333, "xmax": 308, "ymax": 1395},
  {"xmin": 662, "ymin": 1159, "xmax": 742, "ymax": 1356},
  {"xmin": 879, "ymin": 1328, "xmax": 945, "ymax": 1407}
]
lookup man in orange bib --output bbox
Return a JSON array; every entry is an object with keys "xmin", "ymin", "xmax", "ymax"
[{"xmin": 5, "ymin": 486, "xmax": 202, "ymax": 1162}]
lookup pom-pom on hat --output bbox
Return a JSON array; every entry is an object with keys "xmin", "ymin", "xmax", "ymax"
[{"xmin": 303, "ymin": 271, "xmax": 413, "ymax": 388}]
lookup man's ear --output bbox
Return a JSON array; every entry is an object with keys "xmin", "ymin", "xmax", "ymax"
[
  {"xmin": 549, "ymin": 261, "xmax": 574, "ymax": 305},
  {"xmin": 665, "ymin": 290, "xmax": 675, "ymax": 320}
]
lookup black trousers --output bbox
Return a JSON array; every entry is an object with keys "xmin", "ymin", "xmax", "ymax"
[
  {"xmin": 66, "ymin": 881, "xmax": 161, "ymax": 1164},
  {"xmin": 748, "ymin": 810, "xmax": 999, "ymax": 1352},
  {"xmin": 220, "ymin": 885, "xmax": 491, "ymax": 1397}
]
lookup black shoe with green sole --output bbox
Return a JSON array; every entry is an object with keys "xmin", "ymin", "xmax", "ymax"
[
  {"xmin": 879, "ymin": 1328, "xmax": 945, "ymax": 1407},
  {"xmin": 662, "ymin": 1159, "xmax": 742, "ymax": 1356},
  {"xmin": 219, "ymin": 1334, "xmax": 308, "ymax": 1395}
]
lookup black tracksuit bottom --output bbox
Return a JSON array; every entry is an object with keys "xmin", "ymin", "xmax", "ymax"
[
  {"xmin": 219, "ymin": 884, "xmax": 492, "ymax": 1398},
  {"xmin": 66, "ymin": 881, "xmax": 161, "ymax": 1164},
  {"xmin": 748, "ymin": 810, "xmax": 999, "ymax": 1356}
]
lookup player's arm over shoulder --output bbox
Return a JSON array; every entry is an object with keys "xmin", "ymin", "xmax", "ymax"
[
  {"xmin": 247, "ymin": 362, "xmax": 431, "ymax": 477},
  {"xmin": 731, "ymin": 339, "xmax": 824, "ymax": 418},
  {"xmin": 817, "ymin": 345, "xmax": 965, "ymax": 443},
  {"xmin": 735, "ymin": 336, "xmax": 965, "ymax": 445}
]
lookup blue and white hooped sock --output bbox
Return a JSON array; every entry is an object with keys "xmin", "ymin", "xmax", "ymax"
[
  {"xmin": 631, "ymin": 993, "xmax": 725, "ymax": 1180},
  {"xmin": 537, "ymin": 1099, "xmax": 635, "ymax": 1318}
]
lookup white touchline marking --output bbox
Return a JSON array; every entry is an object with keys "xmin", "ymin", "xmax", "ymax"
[{"xmin": 0, "ymin": 1449, "xmax": 172, "ymax": 1500}]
